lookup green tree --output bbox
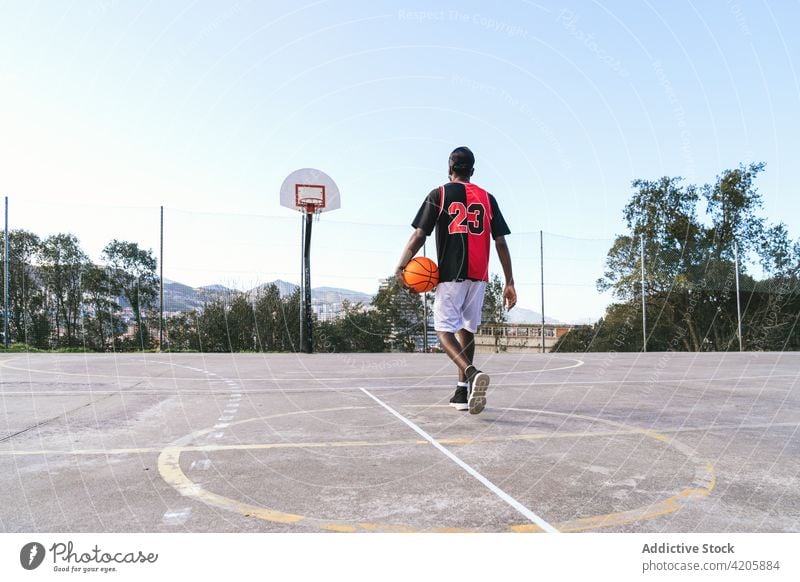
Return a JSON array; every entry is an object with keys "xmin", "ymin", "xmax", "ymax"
[
  {"xmin": 372, "ymin": 278, "xmax": 425, "ymax": 352},
  {"xmin": 596, "ymin": 163, "xmax": 799, "ymax": 352},
  {"xmin": 165, "ymin": 311, "xmax": 201, "ymax": 351},
  {"xmin": 39, "ymin": 233, "xmax": 89, "ymax": 347},
  {"xmin": 481, "ymin": 273, "xmax": 507, "ymax": 324},
  {"xmin": 226, "ymin": 293, "xmax": 257, "ymax": 352},
  {"xmin": 252, "ymin": 286, "xmax": 301, "ymax": 352},
  {"xmin": 82, "ymin": 265, "xmax": 123, "ymax": 350},
  {"xmin": 315, "ymin": 301, "xmax": 387, "ymax": 353},
  {"xmin": 189, "ymin": 286, "xmax": 303, "ymax": 353},
  {"xmin": 480, "ymin": 273, "xmax": 508, "ymax": 352},
  {"xmin": 599, "ymin": 175, "xmax": 704, "ymax": 301},
  {"xmin": 704, "ymin": 162, "xmax": 767, "ymax": 260},
  {"xmin": 195, "ymin": 298, "xmax": 229, "ymax": 352},
  {"xmin": 552, "ymin": 324, "xmax": 601, "ymax": 352},
  {"xmin": 342, "ymin": 302, "xmax": 389, "ymax": 352},
  {"xmin": 277, "ymin": 289, "xmax": 302, "ymax": 351},
  {"xmin": 102, "ymin": 240, "xmax": 158, "ymax": 350},
  {"xmin": 252, "ymin": 284, "xmax": 284, "ymax": 351},
  {"xmin": 1, "ymin": 230, "xmax": 49, "ymax": 347}
]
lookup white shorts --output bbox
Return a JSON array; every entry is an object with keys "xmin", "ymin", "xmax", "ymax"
[{"xmin": 434, "ymin": 280, "xmax": 487, "ymax": 333}]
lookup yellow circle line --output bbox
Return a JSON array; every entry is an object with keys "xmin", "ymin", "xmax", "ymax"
[
  {"xmin": 7, "ymin": 423, "xmax": 771, "ymax": 457},
  {"xmin": 157, "ymin": 406, "xmax": 715, "ymax": 533}
]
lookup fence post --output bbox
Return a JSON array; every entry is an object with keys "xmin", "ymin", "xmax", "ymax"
[
  {"xmin": 4, "ymin": 196, "xmax": 8, "ymax": 347},
  {"xmin": 540, "ymin": 230, "xmax": 545, "ymax": 354},
  {"xmin": 159, "ymin": 206, "xmax": 164, "ymax": 351},
  {"xmin": 640, "ymin": 235, "xmax": 647, "ymax": 353},
  {"xmin": 734, "ymin": 240, "xmax": 743, "ymax": 351}
]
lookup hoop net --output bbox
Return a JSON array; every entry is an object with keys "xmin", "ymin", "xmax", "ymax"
[
  {"xmin": 298, "ymin": 198, "xmax": 324, "ymax": 220},
  {"xmin": 298, "ymin": 197, "xmax": 323, "ymax": 211}
]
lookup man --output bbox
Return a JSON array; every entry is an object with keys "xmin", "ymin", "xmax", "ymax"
[{"xmin": 395, "ymin": 146, "xmax": 516, "ymax": 414}]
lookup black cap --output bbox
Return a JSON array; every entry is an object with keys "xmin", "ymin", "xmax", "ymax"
[{"xmin": 449, "ymin": 146, "xmax": 475, "ymax": 172}]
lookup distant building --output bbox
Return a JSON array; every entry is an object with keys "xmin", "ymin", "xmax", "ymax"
[
  {"xmin": 312, "ymin": 301, "xmax": 340, "ymax": 322},
  {"xmin": 475, "ymin": 323, "xmax": 573, "ymax": 353},
  {"xmin": 416, "ymin": 297, "xmax": 437, "ymax": 352},
  {"xmin": 376, "ymin": 277, "xmax": 435, "ymax": 352},
  {"xmin": 120, "ymin": 307, "xmax": 135, "ymax": 323}
]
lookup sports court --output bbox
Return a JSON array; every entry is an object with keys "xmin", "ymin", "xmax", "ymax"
[{"xmin": 1, "ymin": 351, "xmax": 797, "ymax": 533}]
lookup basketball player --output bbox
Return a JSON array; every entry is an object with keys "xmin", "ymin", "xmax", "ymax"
[{"xmin": 395, "ymin": 147, "xmax": 516, "ymax": 414}]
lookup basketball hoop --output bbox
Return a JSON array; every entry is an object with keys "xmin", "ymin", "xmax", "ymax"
[
  {"xmin": 278, "ymin": 168, "xmax": 341, "ymax": 354},
  {"xmin": 280, "ymin": 169, "xmax": 340, "ymax": 214},
  {"xmin": 299, "ymin": 198, "xmax": 324, "ymax": 221}
]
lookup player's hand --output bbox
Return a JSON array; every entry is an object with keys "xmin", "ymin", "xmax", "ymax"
[
  {"xmin": 395, "ymin": 266, "xmax": 409, "ymax": 289},
  {"xmin": 503, "ymin": 283, "xmax": 517, "ymax": 310}
]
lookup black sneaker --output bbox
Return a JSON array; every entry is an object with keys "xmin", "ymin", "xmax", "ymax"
[
  {"xmin": 466, "ymin": 366, "xmax": 490, "ymax": 415},
  {"xmin": 449, "ymin": 386, "xmax": 468, "ymax": 411}
]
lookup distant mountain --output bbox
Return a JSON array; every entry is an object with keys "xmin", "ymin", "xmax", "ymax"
[
  {"xmin": 163, "ymin": 279, "xmax": 374, "ymax": 313},
  {"xmin": 248, "ymin": 279, "xmax": 298, "ymax": 298},
  {"xmin": 198, "ymin": 284, "xmax": 232, "ymax": 293},
  {"xmin": 247, "ymin": 281, "xmax": 372, "ymax": 304},
  {"xmin": 506, "ymin": 306, "xmax": 561, "ymax": 325},
  {"xmin": 311, "ymin": 286, "xmax": 372, "ymax": 305},
  {"xmin": 162, "ymin": 279, "xmax": 575, "ymax": 322},
  {"xmin": 163, "ymin": 280, "xmax": 234, "ymax": 311}
]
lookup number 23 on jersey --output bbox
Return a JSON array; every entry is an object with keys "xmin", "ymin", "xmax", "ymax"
[{"xmin": 447, "ymin": 201, "xmax": 486, "ymax": 235}]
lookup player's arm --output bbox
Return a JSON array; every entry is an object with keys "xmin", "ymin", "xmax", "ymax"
[
  {"xmin": 494, "ymin": 235, "xmax": 517, "ymax": 310},
  {"xmin": 399, "ymin": 190, "xmax": 439, "ymax": 287},
  {"xmin": 395, "ymin": 228, "xmax": 427, "ymax": 287}
]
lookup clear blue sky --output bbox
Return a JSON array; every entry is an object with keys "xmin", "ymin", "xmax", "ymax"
[{"xmin": 1, "ymin": 0, "xmax": 798, "ymax": 322}]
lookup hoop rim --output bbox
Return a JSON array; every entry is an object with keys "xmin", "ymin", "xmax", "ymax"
[{"xmin": 298, "ymin": 198, "xmax": 324, "ymax": 214}]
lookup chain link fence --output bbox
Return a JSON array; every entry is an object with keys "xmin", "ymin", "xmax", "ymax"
[{"xmin": 1, "ymin": 198, "xmax": 797, "ymax": 352}]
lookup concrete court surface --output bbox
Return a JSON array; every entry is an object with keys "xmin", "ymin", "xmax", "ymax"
[{"xmin": 0, "ymin": 351, "xmax": 798, "ymax": 533}]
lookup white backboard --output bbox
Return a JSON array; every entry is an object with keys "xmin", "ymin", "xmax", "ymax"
[{"xmin": 280, "ymin": 168, "xmax": 341, "ymax": 213}]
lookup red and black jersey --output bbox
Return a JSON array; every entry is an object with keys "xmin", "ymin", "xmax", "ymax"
[{"xmin": 412, "ymin": 181, "xmax": 510, "ymax": 283}]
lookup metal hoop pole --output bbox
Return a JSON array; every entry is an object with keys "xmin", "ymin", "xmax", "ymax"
[
  {"xmin": 299, "ymin": 214, "xmax": 305, "ymax": 350},
  {"xmin": 302, "ymin": 210, "xmax": 314, "ymax": 353}
]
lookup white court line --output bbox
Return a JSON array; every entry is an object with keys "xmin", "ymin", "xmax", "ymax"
[
  {"xmin": 161, "ymin": 508, "xmax": 192, "ymax": 526},
  {"xmin": 0, "ymin": 357, "xmax": 584, "ymax": 381},
  {"xmin": 6, "ymin": 371, "xmax": 797, "ymax": 396},
  {"xmin": 359, "ymin": 387, "xmax": 559, "ymax": 534}
]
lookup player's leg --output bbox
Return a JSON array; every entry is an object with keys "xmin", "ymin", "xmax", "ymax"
[
  {"xmin": 455, "ymin": 328, "xmax": 475, "ymax": 381},
  {"xmin": 434, "ymin": 282, "xmax": 471, "ymax": 410},
  {"xmin": 438, "ymin": 330, "xmax": 471, "ymax": 411},
  {"xmin": 437, "ymin": 330, "xmax": 472, "ymax": 373},
  {"xmin": 434, "ymin": 282, "xmax": 470, "ymax": 371},
  {"xmin": 450, "ymin": 328, "xmax": 475, "ymax": 410},
  {"xmin": 462, "ymin": 281, "xmax": 490, "ymax": 414},
  {"xmin": 450, "ymin": 329, "xmax": 475, "ymax": 409}
]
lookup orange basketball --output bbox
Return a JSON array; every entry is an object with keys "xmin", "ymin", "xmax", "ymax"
[{"xmin": 402, "ymin": 256, "xmax": 439, "ymax": 293}]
